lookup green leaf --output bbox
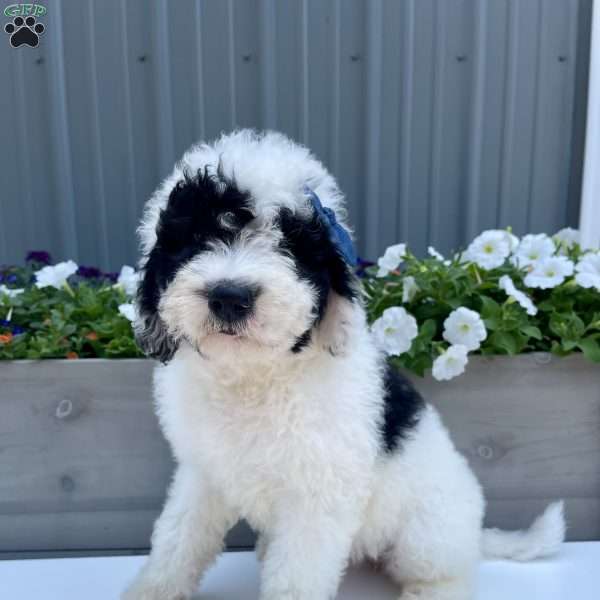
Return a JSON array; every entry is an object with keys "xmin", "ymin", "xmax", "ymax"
[
  {"xmin": 488, "ymin": 331, "xmax": 519, "ymax": 355},
  {"xmin": 522, "ymin": 325, "xmax": 542, "ymax": 340},
  {"xmin": 479, "ymin": 295, "xmax": 502, "ymax": 319},
  {"xmin": 578, "ymin": 336, "xmax": 600, "ymax": 363},
  {"xmin": 419, "ymin": 319, "xmax": 437, "ymax": 341},
  {"xmin": 562, "ymin": 339, "xmax": 578, "ymax": 352},
  {"xmin": 549, "ymin": 313, "xmax": 585, "ymax": 340}
]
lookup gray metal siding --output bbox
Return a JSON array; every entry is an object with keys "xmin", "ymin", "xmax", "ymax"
[{"xmin": 0, "ymin": 0, "xmax": 592, "ymax": 270}]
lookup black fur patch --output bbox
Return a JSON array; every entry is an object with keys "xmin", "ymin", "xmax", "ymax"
[
  {"xmin": 291, "ymin": 330, "xmax": 312, "ymax": 353},
  {"xmin": 139, "ymin": 169, "xmax": 252, "ymax": 316},
  {"xmin": 380, "ymin": 362, "xmax": 425, "ymax": 452},
  {"xmin": 277, "ymin": 206, "xmax": 356, "ymax": 329},
  {"xmin": 137, "ymin": 169, "xmax": 253, "ymax": 361}
]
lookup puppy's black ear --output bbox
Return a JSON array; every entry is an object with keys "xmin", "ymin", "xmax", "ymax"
[
  {"xmin": 301, "ymin": 188, "xmax": 359, "ymax": 356},
  {"xmin": 278, "ymin": 191, "xmax": 359, "ymax": 356},
  {"xmin": 134, "ymin": 266, "xmax": 179, "ymax": 363},
  {"xmin": 134, "ymin": 312, "xmax": 178, "ymax": 363}
]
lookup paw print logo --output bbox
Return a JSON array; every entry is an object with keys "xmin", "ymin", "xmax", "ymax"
[{"xmin": 4, "ymin": 15, "xmax": 45, "ymax": 48}]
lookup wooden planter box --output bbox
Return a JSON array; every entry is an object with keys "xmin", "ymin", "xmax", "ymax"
[{"xmin": 0, "ymin": 354, "xmax": 598, "ymax": 557}]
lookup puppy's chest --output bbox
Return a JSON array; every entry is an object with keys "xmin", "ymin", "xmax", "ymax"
[
  {"xmin": 190, "ymin": 379, "xmax": 329, "ymax": 487},
  {"xmin": 169, "ymin": 367, "xmax": 378, "ymax": 524}
]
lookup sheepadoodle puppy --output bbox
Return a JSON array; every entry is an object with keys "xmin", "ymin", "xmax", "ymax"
[{"xmin": 123, "ymin": 130, "xmax": 564, "ymax": 600}]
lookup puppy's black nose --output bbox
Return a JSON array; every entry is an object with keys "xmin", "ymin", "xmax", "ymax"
[{"xmin": 208, "ymin": 282, "xmax": 256, "ymax": 323}]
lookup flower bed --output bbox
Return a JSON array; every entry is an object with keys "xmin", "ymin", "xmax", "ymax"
[
  {"xmin": 2, "ymin": 228, "xmax": 599, "ymax": 372},
  {"xmin": 363, "ymin": 228, "xmax": 600, "ymax": 379},
  {"xmin": 0, "ymin": 252, "xmax": 142, "ymax": 359}
]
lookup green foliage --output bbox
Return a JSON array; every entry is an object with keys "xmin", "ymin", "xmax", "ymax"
[
  {"xmin": 0, "ymin": 263, "xmax": 143, "ymax": 360},
  {"xmin": 362, "ymin": 244, "xmax": 600, "ymax": 377},
  {"xmin": 3, "ymin": 238, "xmax": 600, "ymax": 368}
]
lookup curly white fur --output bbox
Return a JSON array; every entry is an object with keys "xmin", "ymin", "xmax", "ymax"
[{"xmin": 123, "ymin": 131, "xmax": 564, "ymax": 600}]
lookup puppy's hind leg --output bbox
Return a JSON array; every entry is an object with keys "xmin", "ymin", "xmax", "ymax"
[
  {"xmin": 376, "ymin": 408, "xmax": 484, "ymax": 600},
  {"xmin": 384, "ymin": 537, "xmax": 476, "ymax": 600}
]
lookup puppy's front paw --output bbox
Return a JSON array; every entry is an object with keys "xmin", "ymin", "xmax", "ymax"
[{"xmin": 121, "ymin": 577, "xmax": 188, "ymax": 600}]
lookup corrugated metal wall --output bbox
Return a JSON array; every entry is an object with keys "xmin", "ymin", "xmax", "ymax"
[{"xmin": 0, "ymin": 0, "xmax": 592, "ymax": 270}]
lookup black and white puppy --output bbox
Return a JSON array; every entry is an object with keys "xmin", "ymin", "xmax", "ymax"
[{"xmin": 123, "ymin": 130, "xmax": 564, "ymax": 600}]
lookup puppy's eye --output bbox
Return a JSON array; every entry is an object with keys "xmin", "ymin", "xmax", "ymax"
[{"xmin": 218, "ymin": 212, "xmax": 238, "ymax": 231}]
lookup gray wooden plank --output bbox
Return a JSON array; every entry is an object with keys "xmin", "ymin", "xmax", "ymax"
[
  {"xmin": 0, "ymin": 353, "xmax": 598, "ymax": 556},
  {"xmin": 412, "ymin": 353, "xmax": 600, "ymax": 541}
]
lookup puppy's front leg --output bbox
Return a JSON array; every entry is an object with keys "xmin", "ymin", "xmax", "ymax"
[
  {"xmin": 259, "ymin": 502, "xmax": 359, "ymax": 600},
  {"xmin": 122, "ymin": 464, "xmax": 234, "ymax": 600}
]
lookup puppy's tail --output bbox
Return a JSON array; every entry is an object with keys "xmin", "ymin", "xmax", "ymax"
[{"xmin": 481, "ymin": 501, "xmax": 565, "ymax": 561}]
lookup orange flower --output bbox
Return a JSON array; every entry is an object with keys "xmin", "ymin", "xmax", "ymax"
[
  {"xmin": 85, "ymin": 332, "xmax": 98, "ymax": 341},
  {"xmin": 66, "ymin": 351, "xmax": 79, "ymax": 359},
  {"xmin": 0, "ymin": 333, "xmax": 12, "ymax": 344}
]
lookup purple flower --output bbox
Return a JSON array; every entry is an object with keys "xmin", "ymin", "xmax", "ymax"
[
  {"xmin": 77, "ymin": 265, "xmax": 103, "ymax": 279},
  {"xmin": 26, "ymin": 250, "xmax": 52, "ymax": 265},
  {"xmin": 11, "ymin": 325, "xmax": 25, "ymax": 335},
  {"xmin": 355, "ymin": 257, "xmax": 375, "ymax": 278},
  {"xmin": 0, "ymin": 319, "xmax": 10, "ymax": 328},
  {"xmin": 104, "ymin": 272, "xmax": 119, "ymax": 283},
  {"xmin": 6, "ymin": 274, "xmax": 17, "ymax": 284}
]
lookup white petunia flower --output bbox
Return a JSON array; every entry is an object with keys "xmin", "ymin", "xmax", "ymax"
[
  {"xmin": 432, "ymin": 345, "xmax": 469, "ymax": 381},
  {"xmin": 442, "ymin": 307, "xmax": 487, "ymax": 351},
  {"xmin": 402, "ymin": 276, "xmax": 419, "ymax": 303},
  {"xmin": 463, "ymin": 230, "xmax": 511, "ymax": 269},
  {"xmin": 0, "ymin": 285, "xmax": 24, "ymax": 298},
  {"xmin": 553, "ymin": 227, "xmax": 580, "ymax": 252},
  {"xmin": 371, "ymin": 306, "xmax": 418, "ymax": 356},
  {"xmin": 511, "ymin": 234, "xmax": 555, "ymax": 269},
  {"xmin": 117, "ymin": 265, "xmax": 141, "ymax": 297},
  {"xmin": 427, "ymin": 246, "xmax": 444, "ymax": 261},
  {"xmin": 118, "ymin": 302, "xmax": 138, "ymax": 322},
  {"xmin": 498, "ymin": 275, "xmax": 538, "ymax": 316},
  {"xmin": 376, "ymin": 244, "xmax": 407, "ymax": 277},
  {"xmin": 428, "ymin": 246, "xmax": 451, "ymax": 266},
  {"xmin": 524, "ymin": 256, "xmax": 574, "ymax": 289},
  {"xmin": 35, "ymin": 260, "xmax": 78, "ymax": 289},
  {"xmin": 503, "ymin": 231, "xmax": 520, "ymax": 252},
  {"xmin": 575, "ymin": 253, "xmax": 600, "ymax": 291}
]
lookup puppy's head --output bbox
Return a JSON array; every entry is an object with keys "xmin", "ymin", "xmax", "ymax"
[{"xmin": 135, "ymin": 134, "xmax": 357, "ymax": 363}]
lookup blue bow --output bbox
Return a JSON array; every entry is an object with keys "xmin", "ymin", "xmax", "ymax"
[{"xmin": 304, "ymin": 186, "xmax": 357, "ymax": 266}]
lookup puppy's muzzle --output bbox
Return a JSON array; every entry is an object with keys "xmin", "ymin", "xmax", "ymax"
[{"xmin": 208, "ymin": 281, "xmax": 257, "ymax": 326}]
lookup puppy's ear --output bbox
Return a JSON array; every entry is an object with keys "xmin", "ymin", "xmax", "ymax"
[
  {"xmin": 316, "ymin": 290, "xmax": 357, "ymax": 357},
  {"xmin": 301, "ymin": 188, "xmax": 359, "ymax": 356},
  {"xmin": 134, "ymin": 267, "xmax": 179, "ymax": 363},
  {"xmin": 134, "ymin": 312, "xmax": 178, "ymax": 363}
]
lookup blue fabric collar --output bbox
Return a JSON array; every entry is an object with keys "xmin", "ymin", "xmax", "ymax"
[{"xmin": 303, "ymin": 185, "xmax": 357, "ymax": 266}]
